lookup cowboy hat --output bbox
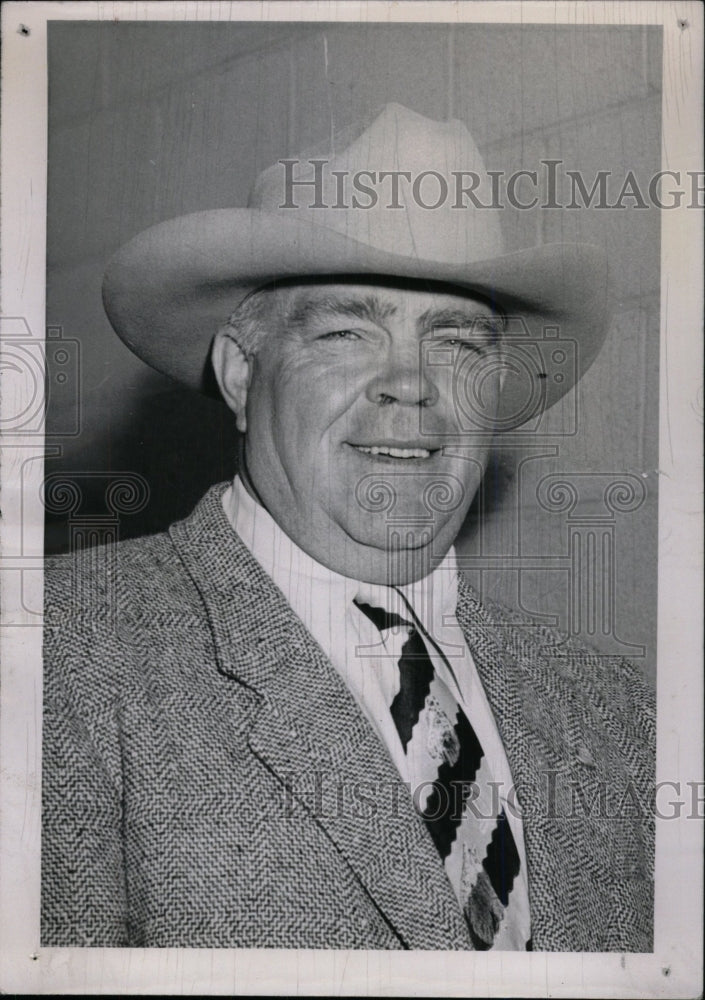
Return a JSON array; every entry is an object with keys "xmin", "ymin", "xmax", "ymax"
[{"xmin": 102, "ymin": 103, "xmax": 609, "ymax": 429}]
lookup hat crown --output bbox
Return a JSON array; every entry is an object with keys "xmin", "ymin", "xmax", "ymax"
[{"xmin": 249, "ymin": 103, "xmax": 503, "ymax": 264}]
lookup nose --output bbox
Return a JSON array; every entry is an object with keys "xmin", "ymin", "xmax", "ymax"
[{"xmin": 364, "ymin": 342, "xmax": 439, "ymax": 408}]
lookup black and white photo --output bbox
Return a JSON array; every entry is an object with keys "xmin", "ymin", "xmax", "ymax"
[{"xmin": 0, "ymin": 3, "xmax": 702, "ymax": 996}]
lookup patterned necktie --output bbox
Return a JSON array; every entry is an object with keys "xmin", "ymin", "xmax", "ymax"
[{"xmin": 354, "ymin": 593, "xmax": 531, "ymax": 951}]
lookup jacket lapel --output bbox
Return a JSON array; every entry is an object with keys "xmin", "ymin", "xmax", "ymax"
[
  {"xmin": 169, "ymin": 485, "xmax": 472, "ymax": 949},
  {"xmin": 455, "ymin": 575, "xmax": 601, "ymax": 951}
]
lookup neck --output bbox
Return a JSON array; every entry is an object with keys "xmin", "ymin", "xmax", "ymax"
[{"xmin": 237, "ymin": 438, "xmax": 268, "ymax": 510}]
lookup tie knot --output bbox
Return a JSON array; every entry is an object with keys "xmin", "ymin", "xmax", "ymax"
[{"xmin": 353, "ymin": 596, "xmax": 410, "ymax": 634}]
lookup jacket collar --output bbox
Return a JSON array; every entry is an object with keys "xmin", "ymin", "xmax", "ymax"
[{"xmin": 169, "ymin": 484, "xmax": 472, "ymax": 949}]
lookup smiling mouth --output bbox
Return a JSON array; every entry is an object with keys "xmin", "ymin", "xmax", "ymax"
[{"xmin": 350, "ymin": 444, "xmax": 438, "ymax": 459}]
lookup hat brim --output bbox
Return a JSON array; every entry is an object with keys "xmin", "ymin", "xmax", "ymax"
[{"xmin": 102, "ymin": 209, "xmax": 610, "ymax": 429}]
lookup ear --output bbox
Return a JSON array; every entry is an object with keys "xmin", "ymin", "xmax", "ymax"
[{"xmin": 211, "ymin": 327, "xmax": 251, "ymax": 433}]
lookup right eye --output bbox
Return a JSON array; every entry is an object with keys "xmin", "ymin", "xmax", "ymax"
[{"xmin": 317, "ymin": 329, "xmax": 362, "ymax": 341}]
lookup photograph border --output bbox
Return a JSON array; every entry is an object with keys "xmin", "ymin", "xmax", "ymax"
[{"xmin": 1, "ymin": 2, "xmax": 702, "ymax": 996}]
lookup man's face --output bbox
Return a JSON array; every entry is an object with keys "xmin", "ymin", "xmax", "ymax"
[{"xmin": 241, "ymin": 279, "xmax": 503, "ymax": 584}]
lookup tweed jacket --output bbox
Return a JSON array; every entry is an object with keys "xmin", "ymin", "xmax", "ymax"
[{"xmin": 42, "ymin": 483, "xmax": 655, "ymax": 951}]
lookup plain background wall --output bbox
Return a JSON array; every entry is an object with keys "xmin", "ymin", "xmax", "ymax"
[{"xmin": 44, "ymin": 21, "xmax": 661, "ymax": 683}]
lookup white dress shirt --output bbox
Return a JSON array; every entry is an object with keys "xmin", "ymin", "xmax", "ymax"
[{"xmin": 222, "ymin": 475, "xmax": 530, "ymax": 942}]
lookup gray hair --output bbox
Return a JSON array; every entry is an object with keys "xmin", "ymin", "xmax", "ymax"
[{"xmin": 219, "ymin": 285, "xmax": 282, "ymax": 356}]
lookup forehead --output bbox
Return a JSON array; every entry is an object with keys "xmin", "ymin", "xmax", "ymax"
[{"xmin": 278, "ymin": 279, "xmax": 498, "ymax": 324}]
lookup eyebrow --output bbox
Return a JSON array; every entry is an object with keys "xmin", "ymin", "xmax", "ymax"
[
  {"xmin": 286, "ymin": 294, "xmax": 398, "ymax": 329},
  {"xmin": 419, "ymin": 307, "xmax": 505, "ymax": 339}
]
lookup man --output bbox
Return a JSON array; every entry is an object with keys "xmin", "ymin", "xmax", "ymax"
[{"xmin": 42, "ymin": 104, "xmax": 654, "ymax": 951}]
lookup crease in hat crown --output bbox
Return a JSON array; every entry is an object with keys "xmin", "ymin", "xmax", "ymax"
[{"xmin": 249, "ymin": 102, "xmax": 504, "ymax": 264}]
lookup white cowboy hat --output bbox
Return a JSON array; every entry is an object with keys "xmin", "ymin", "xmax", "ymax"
[{"xmin": 102, "ymin": 103, "xmax": 609, "ymax": 428}]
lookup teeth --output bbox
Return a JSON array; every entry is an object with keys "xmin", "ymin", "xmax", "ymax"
[{"xmin": 354, "ymin": 445, "xmax": 432, "ymax": 459}]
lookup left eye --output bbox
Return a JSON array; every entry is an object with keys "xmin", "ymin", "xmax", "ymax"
[{"xmin": 443, "ymin": 339, "xmax": 481, "ymax": 351}]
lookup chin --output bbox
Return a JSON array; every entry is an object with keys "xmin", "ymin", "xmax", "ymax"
[
  {"xmin": 339, "ymin": 518, "xmax": 455, "ymax": 584},
  {"xmin": 344, "ymin": 516, "xmax": 434, "ymax": 551}
]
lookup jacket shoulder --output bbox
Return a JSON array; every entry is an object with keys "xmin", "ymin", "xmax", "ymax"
[
  {"xmin": 44, "ymin": 529, "xmax": 201, "ymax": 626},
  {"xmin": 461, "ymin": 582, "xmax": 654, "ymax": 709},
  {"xmin": 43, "ymin": 529, "xmax": 211, "ymax": 721}
]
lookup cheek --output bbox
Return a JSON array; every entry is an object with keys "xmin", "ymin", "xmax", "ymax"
[
  {"xmin": 259, "ymin": 383, "xmax": 345, "ymax": 479},
  {"xmin": 446, "ymin": 356, "xmax": 502, "ymax": 429},
  {"xmin": 276, "ymin": 363, "xmax": 366, "ymax": 435}
]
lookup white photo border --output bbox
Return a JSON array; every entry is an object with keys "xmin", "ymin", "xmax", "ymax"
[{"xmin": 1, "ymin": 2, "xmax": 702, "ymax": 996}]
